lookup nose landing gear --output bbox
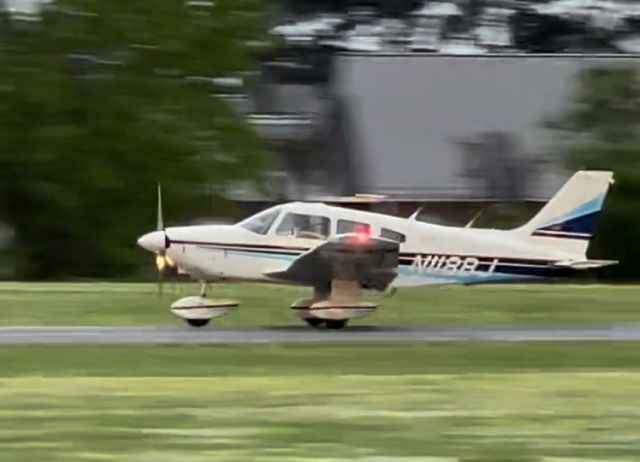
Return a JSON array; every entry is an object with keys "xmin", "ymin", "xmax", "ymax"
[{"xmin": 170, "ymin": 282, "xmax": 239, "ymax": 328}]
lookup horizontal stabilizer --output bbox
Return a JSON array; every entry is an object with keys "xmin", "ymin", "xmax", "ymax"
[{"xmin": 553, "ymin": 259, "xmax": 618, "ymax": 269}]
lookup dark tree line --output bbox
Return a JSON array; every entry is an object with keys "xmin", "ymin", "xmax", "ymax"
[
  {"xmin": 550, "ymin": 66, "xmax": 640, "ymax": 279},
  {"xmin": 0, "ymin": 0, "xmax": 273, "ymax": 279}
]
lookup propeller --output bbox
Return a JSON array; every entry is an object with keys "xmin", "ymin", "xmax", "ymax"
[{"xmin": 154, "ymin": 184, "xmax": 174, "ymax": 295}]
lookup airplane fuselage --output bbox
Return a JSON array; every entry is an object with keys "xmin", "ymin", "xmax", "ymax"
[{"xmin": 147, "ymin": 202, "xmax": 579, "ymax": 289}]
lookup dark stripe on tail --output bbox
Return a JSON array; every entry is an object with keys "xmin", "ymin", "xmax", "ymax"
[{"xmin": 534, "ymin": 210, "xmax": 601, "ymax": 240}]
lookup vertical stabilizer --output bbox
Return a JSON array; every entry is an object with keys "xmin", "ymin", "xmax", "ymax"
[{"xmin": 516, "ymin": 171, "xmax": 614, "ymax": 256}]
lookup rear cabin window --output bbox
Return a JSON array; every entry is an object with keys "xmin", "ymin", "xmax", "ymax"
[
  {"xmin": 380, "ymin": 228, "xmax": 406, "ymax": 243},
  {"xmin": 337, "ymin": 219, "xmax": 371, "ymax": 235},
  {"xmin": 276, "ymin": 213, "xmax": 330, "ymax": 240}
]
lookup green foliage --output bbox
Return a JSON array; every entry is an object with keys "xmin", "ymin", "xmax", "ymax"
[
  {"xmin": 0, "ymin": 0, "xmax": 273, "ymax": 279},
  {"xmin": 551, "ymin": 66, "xmax": 640, "ymax": 279}
]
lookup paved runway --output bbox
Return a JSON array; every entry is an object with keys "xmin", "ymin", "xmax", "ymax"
[{"xmin": 1, "ymin": 325, "xmax": 640, "ymax": 344}]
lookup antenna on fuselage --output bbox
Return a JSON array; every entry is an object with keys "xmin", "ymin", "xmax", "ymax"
[
  {"xmin": 409, "ymin": 206, "xmax": 423, "ymax": 221},
  {"xmin": 465, "ymin": 208, "xmax": 486, "ymax": 228}
]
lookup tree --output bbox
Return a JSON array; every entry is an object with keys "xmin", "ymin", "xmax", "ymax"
[
  {"xmin": 550, "ymin": 66, "xmax": 640, "ymax": 279},
  {"xmin": 0, "ymin": 0, "xmax": 273, "ymax": 279}
]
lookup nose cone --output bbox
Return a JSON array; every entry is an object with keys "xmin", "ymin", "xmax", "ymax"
[{"xmin": 137, "ymin": 231, "xmax": 166, "ymax": 253}]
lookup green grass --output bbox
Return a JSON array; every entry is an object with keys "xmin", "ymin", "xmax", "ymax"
[
  {"xmin": 0, "ymin": 282, "xmax": 639, "ymax": 326},
  {"xmin": 1, "ymin": 343, "xmax": 640, "ymax": 461}
]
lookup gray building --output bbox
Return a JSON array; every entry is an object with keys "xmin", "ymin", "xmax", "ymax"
[
  {"xmin": 332, "ymin": 53, "xmax": 639, "ymax": 200},
  {"xmin": 234, "ymin": 54, "xmax": 639, "ymax": 223}
]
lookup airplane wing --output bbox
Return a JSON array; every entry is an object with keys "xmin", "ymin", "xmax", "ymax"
[{"xmin": 265, "ymin": 234, "xmax": 399, "ymax": 291}]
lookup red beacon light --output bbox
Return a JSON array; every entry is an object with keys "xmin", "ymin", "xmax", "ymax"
[{"xmin": 354, "ymin": 225, "xmax": 371, "ymax": 244}]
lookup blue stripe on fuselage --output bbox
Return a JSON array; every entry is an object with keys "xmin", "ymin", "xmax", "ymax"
[
  {"xmin": 220, "ymin": 248, "xmax": 567, "ymax": 284},
  {"xmin": 228, "ymin": 249, "xmax": 298, "ymax": 262},
  {"xmin": 395, "ymin": 266, "xmax": 537, "ymax": 285}
]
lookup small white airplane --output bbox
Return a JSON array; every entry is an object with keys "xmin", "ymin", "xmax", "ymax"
[{"xmin": 137, "ymin": 170, "xmax": 617, "ymax": 329}]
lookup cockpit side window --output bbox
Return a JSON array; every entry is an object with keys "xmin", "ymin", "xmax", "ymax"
[
  {"xmin": 337, "ymin": 219, "xmax": 371, "ymax": 235},
  {"xmin": 239, "ymin": 208, "xmax": 281, "ymax": 235},
  {"xmin": 276, "ymin": 213, "xmax": 330, "ymax": 240}
]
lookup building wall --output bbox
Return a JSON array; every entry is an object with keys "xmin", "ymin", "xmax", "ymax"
[{"xmin": 333, "ymin": 54, "xmax": 639, "ymax": 200}]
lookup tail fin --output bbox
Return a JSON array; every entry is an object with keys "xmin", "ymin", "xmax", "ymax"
[{"xmin": 516, "ymin": 170, "xmax": 614, "ymax": 256}]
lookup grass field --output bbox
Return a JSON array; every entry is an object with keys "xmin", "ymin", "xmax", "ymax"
[
  {"xmin": 3, "ymin": 283, "xmax": 639, "ymax": 461},
  {"xmin": 0, "ymin": 282, "xmax": 639, "ymax": 326},
  {"xmin": 1, "ymin": 343, "xmax": 640, "ymax": 461}
]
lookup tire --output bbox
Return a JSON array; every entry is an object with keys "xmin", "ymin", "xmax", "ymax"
[
  {"xmin": 304, "ymin": 317, "xmax": 325, "ymax": 328},
  {"xmin": 186, "ymin": 318, "xmax": 210, "ymax": 328},
  {"xmin": 326, "ymin": 319, "xmax": 348, "ymax": 330}
]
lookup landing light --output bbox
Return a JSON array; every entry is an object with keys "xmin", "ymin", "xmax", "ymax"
[{"xmin": 156, "ymin": 254, "xmax": 166, "ymax": 272}]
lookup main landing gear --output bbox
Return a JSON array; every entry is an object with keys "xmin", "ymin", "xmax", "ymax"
[
  {"xmin": 291, "ymin": 280, "xmax": 377, "ymax": 330},
  {"xmin": 297, "ymin": 313, "xmax": 348, "ymax": 330},
  {"xmin": 170, "ymin": 282, "xmax": 239, "ymax": 328}
]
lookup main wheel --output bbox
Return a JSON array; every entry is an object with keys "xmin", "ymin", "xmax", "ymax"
[
  {"xmin": 304, "ymin": 317, "xmax": 325, "ymax": 328},
  {"xmin": 186, "ymin": 318, "xmax": 210, "ymax": 328},
  {"xmin": 326, "ymin": 319, "xmax": 348, "ymax": 330}
]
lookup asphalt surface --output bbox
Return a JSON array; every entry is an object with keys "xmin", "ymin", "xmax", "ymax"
[{"xmin": 1, "ymin": 325, "xmax": 640, "ymax": 344}]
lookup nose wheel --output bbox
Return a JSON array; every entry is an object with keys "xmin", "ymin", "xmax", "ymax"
[{"xmin": 186, "ymin": 318, "xmax": 210, "ymax": 328}]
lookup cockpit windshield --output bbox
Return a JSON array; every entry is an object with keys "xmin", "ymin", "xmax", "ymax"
[{"xmin": 239, "ymin": 206, "xmax": 282, "ymax": 235}]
